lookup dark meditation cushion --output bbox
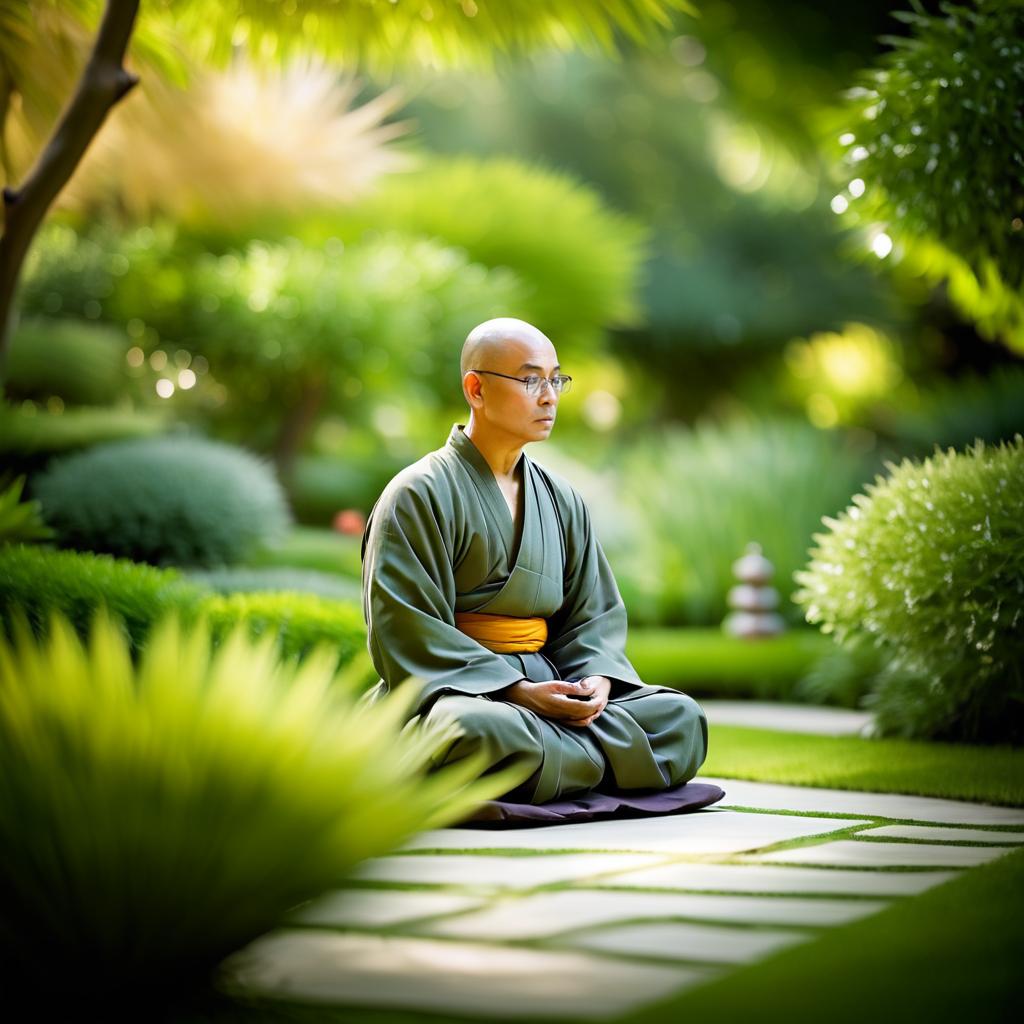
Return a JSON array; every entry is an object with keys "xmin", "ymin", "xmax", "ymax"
[{"xmin": 452, "ymin": 781, "xmax": 726, "ymax": 829}]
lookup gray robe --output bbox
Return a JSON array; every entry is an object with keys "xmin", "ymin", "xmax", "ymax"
[{"xmin": 360, "ymin": 423, "xmax": 708, "ymax": 802}]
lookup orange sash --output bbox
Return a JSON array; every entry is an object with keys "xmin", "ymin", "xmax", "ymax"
[{"xmin": 454, "ymin": 611, "xmax": 548, "ymax": 653}]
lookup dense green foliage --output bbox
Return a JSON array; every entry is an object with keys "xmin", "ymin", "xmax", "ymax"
[
  {"xmin": 199, "ymin": 590, "xmax": 366, "ymax": 666},
  {"xmin": 0, "ymin": 544, "xmax": 207, "ymax": 649},
  {"xmin": 0, "ymin": 607, "xmax": 518, "ymax": 1004},
  {"xmin": 315, "ymin": 156, "xmax": 648, "ymax": 350},
  {"xmin": 795, "ymin": 436, "xmax": 1024, "ymax": 743},
  {"xmin": 834, "ymin": 0, "xmax": 1024, "ymax": 350},
  {"xmin": 0, "ymin": 545, "xmax": 367, "ymax": 667},
  {"xmin": 33, "ymin": 435, "xmax": 291, "ymax": 567},
  {"xmin": 603, "ymin": 418, "xmax": 870, "ymax": 626},
  {"xmin": 3, "ymin": 318, "xmax": 130, "ymax": 406}
]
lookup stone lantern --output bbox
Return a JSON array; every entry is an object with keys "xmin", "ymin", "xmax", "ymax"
[{"xmin": 723, "ymin": 542, "xmax": 786, "ymax": 638}]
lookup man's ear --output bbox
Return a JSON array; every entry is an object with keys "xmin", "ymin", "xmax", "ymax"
[{"xmin": 463, "ymin": 371, "xmax": 484, "ymax": 408}]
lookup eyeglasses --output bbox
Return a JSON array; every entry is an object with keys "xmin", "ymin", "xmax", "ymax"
[{"xmin": 471, "ymin": 369, "xmax": 573, "ymax": 396}]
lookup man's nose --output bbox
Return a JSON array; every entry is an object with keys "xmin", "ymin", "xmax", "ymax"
[{"xmin": 537, "ymin": 380, "xmax": 558, "ymax": 402}]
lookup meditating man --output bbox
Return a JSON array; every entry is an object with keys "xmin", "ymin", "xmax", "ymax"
[{"xmin": 360, "ymin": 317, "xmax": 708, "ymax": 804}]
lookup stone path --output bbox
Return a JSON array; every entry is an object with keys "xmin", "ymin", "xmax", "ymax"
[
  {"xmin": 698, "ymin": 700, "xmax": 874, "ymax": 736},
  {"xmin": 223, "ymin": 775, "xmax": 1024, "ymax": 1021}
]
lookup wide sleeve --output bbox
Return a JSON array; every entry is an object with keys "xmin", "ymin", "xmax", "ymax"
[
  {"xmin": 361, "ymin": 486, "xmax": 527, "ymax": 715},
  {"xmin": 543, "ymin": 487, "xmax": 646, "ymax": 696}
]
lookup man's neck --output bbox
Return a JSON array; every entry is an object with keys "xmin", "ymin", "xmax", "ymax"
[{"xmin": 463, "ymin": 418, "xmax": 525, "ymax": 483}]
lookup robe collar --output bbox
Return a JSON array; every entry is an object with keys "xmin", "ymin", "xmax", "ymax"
[{"xmin": 448, "ymin": 423, "xmax": 530, "ymax": 564}]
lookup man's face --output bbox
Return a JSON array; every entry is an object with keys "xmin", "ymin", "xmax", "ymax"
[{"xmin": 472, "ymin": 336, "xmax": 560, "ymax": 442}]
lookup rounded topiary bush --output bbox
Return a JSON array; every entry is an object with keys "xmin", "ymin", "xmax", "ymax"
[
  {"xmin": 33, "ymin": 436, "xmax": 291, "ymax": 567},
  {"xmin": 794, "ymin": 436, "xmax": 1024, "ymax": 744}
]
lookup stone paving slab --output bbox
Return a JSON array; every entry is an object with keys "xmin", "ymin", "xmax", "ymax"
[
  {"xmin": 754, "ymin": 840, "xmax": 1013, "ymax": 869},
  {"xmin": 401, "ymin": 808, "xmax": 868, "ymax": 855},
  {"xmin": 413, "ymin": 889, "xmax": 889, "ymax": 940},
  {"xmin": 701, "ymin": 701, "xmax": 874, "ymax": 736},
  {"xmin": 699, "ymin": 776, "xmax": 1024, "ymax": 825},
  {"xmin": 561, "ymin": 920, "xmax": 807, "ymax": 964},
  {"xmin": 225, "ymin": 929, "xmax": 714, "ymax": 1019},
  {"xmin": 860, "ymin": 824, "xmax": 1024, "ymax": 844},
  {"xmin": 288, "ymin": 889, "xmax": 484, "ymax": 929},
  {"xmin": 227, "ymin": 777, "xmax": 1022, "ymax": 1021},
  {"xmin": 577, "ymin": 861, "xmax": 959, "ymax": 896},
  {"xmin": 351, "ymin": 852, "xmax": 669, "ymax": 889}
]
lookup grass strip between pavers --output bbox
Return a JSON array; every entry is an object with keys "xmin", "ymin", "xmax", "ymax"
[
  {"xmin": 617, "ymin": 845, "xmax": 1024, "ymax": 1024},
  {"xmin": 704, "ymin": 724, "xmax": 1024, "ymax": 806}
]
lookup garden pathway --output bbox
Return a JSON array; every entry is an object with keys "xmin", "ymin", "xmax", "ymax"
[{"xmin": 224, "ymin": 768, "xmax": 1024, "ymax": 1020}]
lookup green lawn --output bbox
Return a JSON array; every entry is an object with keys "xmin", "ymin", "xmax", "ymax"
[
  {"xmin": 704, "ymin": 724, "xmax": 1024, "ymax": 806},
  {"xmin": 622, "ymin": 845, "xmax": 1024, "ymax": 1024}
]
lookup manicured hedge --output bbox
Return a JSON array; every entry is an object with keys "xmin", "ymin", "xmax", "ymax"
[{"xmin": 0, "ymin": 545, "xmax": 366, "ymax": 670}]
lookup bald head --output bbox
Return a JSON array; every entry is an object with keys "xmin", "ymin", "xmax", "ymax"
[{"xmin": 460, "ymin": 318, "xmax": 553, "ymax": 377}]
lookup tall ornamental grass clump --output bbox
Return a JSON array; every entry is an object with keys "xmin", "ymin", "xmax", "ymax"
[
  {"xmin": 606, "ymin": 418, "xmax": 870, "ymax": 626},
  {"xmin": 0, "ymin": 608, "xmax": 519, "ymax": 1005},
  {"xmin": 794, "ymin": 437, "xmax": 1024, "ymax": 743},
  {"xmin": 33, "ymin": 435, "xmax": 291, "ymax": 567}
]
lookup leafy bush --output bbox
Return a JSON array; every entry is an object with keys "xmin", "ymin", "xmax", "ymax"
[
  {"xmin": 603, "ymin": 418, "xmax": 871, "ymax": 626},
  {"xmin": 33, "ymin": 435, "xmax": 291, "ymax": 567},
  {"xmin": 3, "ymin": 318, "xmax": 129, "ymax": 406},
  {"xmin": 0, "ymin": 475, "xmax": 54, "ymax": 545},
  {"xmin": 18, "ymin": 223, "xmax": 526, "ymax": 457},
  {"xmin": 319, "ymin": 156, "xmax": 647, "ymax": 349},
  {"xmin": 0, "ymin": 608, "xmax": 516, "ymax": 1004},
  {"xmin": 0, "ymin": 545, "xmax": 367, "ymax": 668},
  {"xmin": 795, "ymin": 437, "xmax": 1024, "ymax": 743}
]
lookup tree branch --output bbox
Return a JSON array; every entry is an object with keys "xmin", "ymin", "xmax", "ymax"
[{"xmin": 0, "ymin": 0, "xmax": 141, "ymax": 381}]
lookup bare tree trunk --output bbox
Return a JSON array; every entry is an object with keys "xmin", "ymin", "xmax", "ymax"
[
  {"xmin": 273, "ymin": 377, "xmax": 329, "ymax": 485},
  {"xmin": 0, "ymin": 0, "xmax": 140, "ymax": 384}
]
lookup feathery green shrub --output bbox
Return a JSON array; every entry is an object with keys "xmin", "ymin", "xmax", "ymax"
[
  {"xmin": 33, "ymin": 435, "xmax": 291, "ymax": 567},
  {"xmin": 0, "ymin": 544, "xmax": 206, "ymax": 649},
  {"xmin": 605, "ymin": 418, "xmax": 871, "ymax": 626},
  {"xmin": 200, "ymin": 590, "xmax": 366, "ymax": 665},
  {"xmin": 0, "ymin": 608, "xmax": 518, "ymax": 1004},
  {"xmin": 0, "ymin": 545, "xmax": 368, "ymax": 669},
  {"xmin": 4, "ymin": 318, "xmax": 129, "ymax": 406},
  {"xmin": 794, "ymin": 437, "xmax": 1024, "ymax": 743},
  {"xmin": 833, "ymin": 0, "xmax": 1024, "ymax": 349}
]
